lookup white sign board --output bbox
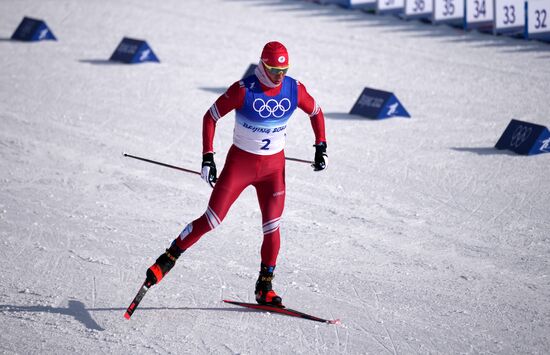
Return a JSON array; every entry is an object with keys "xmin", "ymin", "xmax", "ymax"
[
  {"xmin": 527, "ymin": 0, "xmax": 550, "ymax": 38},
  {"xmin": 349, "ymin": 0, "xmax": 377, "ymax": 6},
  {"xmin": 317, "ymin": 0, "xmax": 374, "ymax": 7},
  {"xmin": 433, "ymin": 0, "xmax": 466, "ymax": 22},
  {"xmin": 465, "ymin": 0, "xmax": 494, "ymax": 27},
  {"xmin": 377, "ymin": 0, "xmax": 406, "ymax": 12},
  {"xmin": 493, "ymin": 0, "xmax": 525, "ymax": 33},
  {"xmin": 405, "ymin": 0, "xmax": 434, "ymax": 17}
]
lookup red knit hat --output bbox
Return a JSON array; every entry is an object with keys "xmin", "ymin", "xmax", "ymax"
[{"xmin": 261, "ymin": 41, "xmax": 289, "ymax": 68}]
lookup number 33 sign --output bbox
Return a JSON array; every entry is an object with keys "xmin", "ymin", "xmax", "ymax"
[{"xmin": 494, "ymin": 0, "xmax": 525, "ymax": 33}]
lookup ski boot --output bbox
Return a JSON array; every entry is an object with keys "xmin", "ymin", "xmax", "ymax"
[
  {"xmin": 146, "ymin": 243, "xmax": 183, "ymax": 286},
  {"xmin": 255, "ymin": 264, "xmax": 283, "ymax": 307}
]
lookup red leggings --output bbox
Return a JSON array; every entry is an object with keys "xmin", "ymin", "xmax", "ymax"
[{"xmin": 174, "ymin": 145, "xmax": 286, "ymax": 266}]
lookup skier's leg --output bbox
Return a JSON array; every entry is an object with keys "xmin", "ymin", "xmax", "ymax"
[
  {"xmin": 175, "ymin": 147, "xmax": 255, "ymax": 250},
  {"xmin": 147, "ymin": 146, "xmax": 253, "ymax": 285},
  {"xmin": 173, "ymin": 181, "xmax": 244, "ymax": 251},
  {"xmin": 253, "ymin": 160, "xmax": 286, "ymax": 306},
  {"xmin": 254, "ymin": 151, "xmax": 286, "ymax": 266},
  {"xmin": 255, "ymin": 174, "xmax": 285, "ymax": 267}
]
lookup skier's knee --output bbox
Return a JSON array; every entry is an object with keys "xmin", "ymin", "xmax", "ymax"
[{"xmin": 204, "ymin": 206, "xmax": 222, "ymax": 229}]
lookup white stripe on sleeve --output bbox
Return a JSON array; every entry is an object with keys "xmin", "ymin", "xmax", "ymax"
[
  {"xmin": 209, "ymin": 104, "xmax": 221, "ymax": 121},
  {"xmin": 309, "ymin": 101, "xmax": 320, "ymax": 117}
]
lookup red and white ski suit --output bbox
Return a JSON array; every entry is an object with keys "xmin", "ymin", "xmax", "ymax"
[{"xmin": 173, "ymin": 75, "xmax": 326, "ymax": 267}]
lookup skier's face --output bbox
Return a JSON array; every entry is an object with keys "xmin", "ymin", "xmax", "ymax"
[
  {"xmin": 262, "ymin": 62, "xmax": 288, "ymax": 85},
  {"xmin": 266, "ymin": 70, "xmax": 285, "ymax": 85}
]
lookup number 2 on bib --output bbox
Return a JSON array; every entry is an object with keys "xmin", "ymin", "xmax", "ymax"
[{"xmin": 261, "ymin": 139, "xmax": 271, "ymax": 150}]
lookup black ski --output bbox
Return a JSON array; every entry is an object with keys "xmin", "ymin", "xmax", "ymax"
[
  {"xmin": 223, "ymin": 300, "xmax": 340, "ymax": 324},
  {"xmin": 124, "ymin": 280, "xmax": 152, "ymax": 320}
]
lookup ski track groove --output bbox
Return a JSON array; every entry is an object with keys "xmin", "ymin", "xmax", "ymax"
[
  {"xmin": 300, "ymin": 323, "xmax": 321, "ymax": 355},
  {"xmin": 300, "ymin": 269, "xmax": 342, "ymax": 352},
  {"xmin": 190, "ymin": 286, "xmax": 199, "ymax": 307},
  {"xmin": 92, "ymin": 276, "xmax": 97, "ymax": 308},
  {"xmin": 11, "ymin": 204, "xmax": 40, "ymax": 261},
  {"xmin": 463, "ymin": 200, "xmax": 485, "ymax": 224},
  {"xmin": 216, "ymin": 273, "xmax": 224, "ymax": 304},
  {"xmin": 350, "ymin": 284, "xmax": 394, "ymax": 354},
  {"xmin": 222, "ymin": 343, "xmax": 238, "ymax": 354},
  {"xmin": 462, "ymin": 157, "xmax": 505, "ymax": 224},
  {"xmin": 368, "ymin": 282, "xmax": 398, "ymax": 355},
  {"xmin": 332, "ymin": 323, "xmax": 342, "ymax": 354},
  {"xmin": 121, "ymin": 182, "xmax": 137, "ymax": 193},
  {"xmin": 357, "ymin": 322, "xmax": 395, "ymax": 354},
  {"xmin": 332, "ymin": 321, "xmax": 349, "ymax": 354},
  {"xmin": 150, "ymin": 335, "xmax": 170, "ymax": 355},
  {"xmin": 442, "ymin": 171, "xmax": 464, "ymax": 214},
  {"xmin": 488, "ymin": 192, "xmax": 517, "ymax": 225},
  {"xmin": 458, "ymin": 174, "xmax": 477, "ymax": 214},
  {"xmin": 511, "ymin": 193, "xmax": 532, "ymax": 221},
  {"xmin": 315, "ymin": 324, "xmax": 327, "ymax": 355},
  {"xmin": 296, "ymin": 323, "xmax": 308, "ymax": 352},
  {"xmin": 511, "ymin": 192, "xmax": 530, "ymax": 222},
  {"xmin": 239, "ymin": 310, "xmax": 250, "ymax": 351}
]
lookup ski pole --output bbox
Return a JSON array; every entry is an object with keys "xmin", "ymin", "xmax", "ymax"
[
  {"xmin": 123, "ymin": 153, "xmax": 201, "ymax": 176},
  {"xmin": 123, "ymin": 153, "xmax": 313, "ymax": 172},
  {"xmin": 284, "ymin": 156, "xmax": 314, "ymax": 164}
]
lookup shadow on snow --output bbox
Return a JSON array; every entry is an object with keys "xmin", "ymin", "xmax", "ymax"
[{"xmin": 0, "ymin": 300, "xmax": 261, "ymax": 332}]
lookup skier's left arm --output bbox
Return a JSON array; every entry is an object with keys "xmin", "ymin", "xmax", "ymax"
[{"xmin": 297, "ymin": 82, "xmax": 328, "ymax": 171}]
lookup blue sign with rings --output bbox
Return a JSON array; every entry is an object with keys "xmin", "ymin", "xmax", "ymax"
[
  {"xmin": 109, "ymin": 37, "xmax": 160, "ymax": 64},
  {"xmin": 495, "ymin": 119, "xmax": 550, "ymax": 155},
  {"xmin": 11, "ymin": 17, "xmax": 57, "ymax": 42}
]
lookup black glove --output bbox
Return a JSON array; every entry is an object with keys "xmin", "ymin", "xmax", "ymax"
[
  {"xmin": 312, "ymin": 142, "xmax": 328, "ymax": 171},
  {"xmin": 201, "ymin": 152, "xmax": 217, "ymax": 187}
]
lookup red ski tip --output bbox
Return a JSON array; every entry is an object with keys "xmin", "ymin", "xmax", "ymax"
[
  {"xmin": 124, "ymin": 312, "xmax": 131, "ymax": 320},
  {"xmin": 328, "ymin": 319, "xmax": 341, "ymax": 325}
]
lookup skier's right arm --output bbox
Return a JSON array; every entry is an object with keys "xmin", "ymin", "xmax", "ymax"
[{"xmin": 201, "ymin": 81, "xmax": 245, "ymax": 186}]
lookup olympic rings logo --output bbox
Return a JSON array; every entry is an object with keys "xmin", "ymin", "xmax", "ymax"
[
  {"xmin": 510, "ymin": 125, "xmax": 532, "ymax": 148},
  {"xmin": 253, "ymin": 98, "xmax": 291, "ymax": 118}
]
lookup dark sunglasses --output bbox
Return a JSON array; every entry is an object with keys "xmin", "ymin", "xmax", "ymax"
[{"xmin": 262, "ymin": 61, "xmax": 289, "ymax": 75}]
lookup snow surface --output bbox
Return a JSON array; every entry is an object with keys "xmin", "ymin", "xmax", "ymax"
[{"xmin": 1, "ymin": 0, "xmax": 550, "ymax": 353}]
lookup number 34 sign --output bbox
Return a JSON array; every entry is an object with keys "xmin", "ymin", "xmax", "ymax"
[{"xmin": 465, "ymin": 0, "xmax": 495, "ymax": 29}]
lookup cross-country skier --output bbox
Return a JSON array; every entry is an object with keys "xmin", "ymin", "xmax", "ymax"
[{"xmin": 145, "ymin": 41, "xmax": 328, "ymax": 306}]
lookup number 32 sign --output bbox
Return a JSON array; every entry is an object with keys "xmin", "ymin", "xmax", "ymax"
[{"xmin": 527, "ymin": 0, "xmax": 550, "ymax": 40}]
